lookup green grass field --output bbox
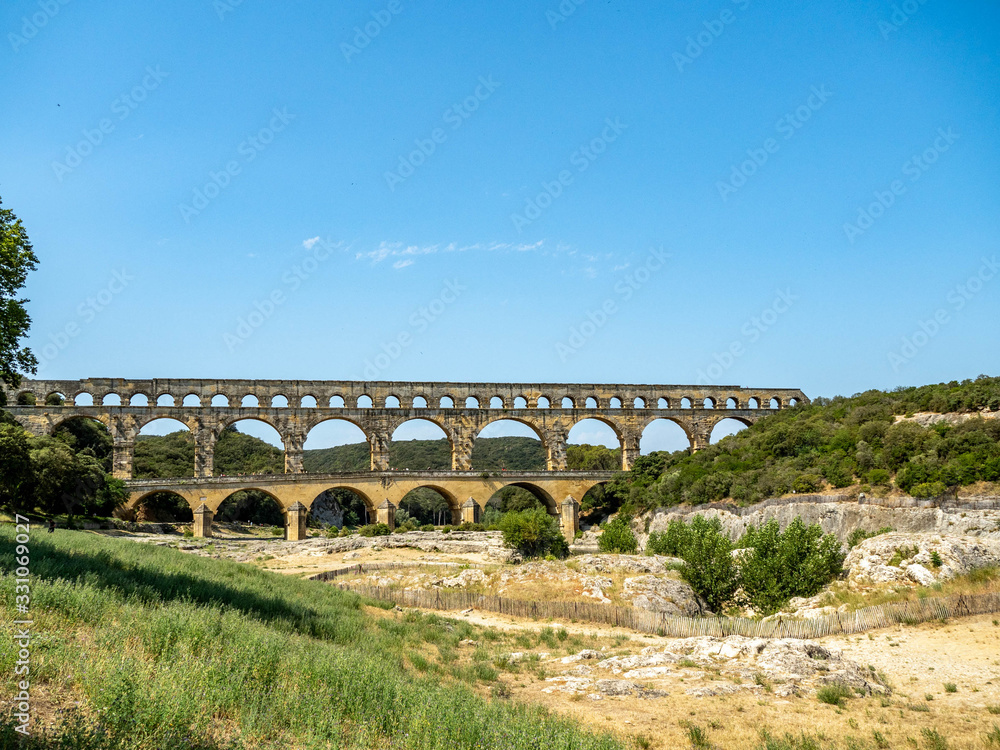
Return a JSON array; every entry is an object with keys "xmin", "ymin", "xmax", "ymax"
[{"xmin": 0, "ymin": 527, "xmax": 624, "ymax": 749}]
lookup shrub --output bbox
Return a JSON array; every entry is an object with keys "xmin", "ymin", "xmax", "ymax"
[
  {"xmin": 675, "ymin": 516, "xmax": 739, "ymax": 612},
  {"xmin": 597, "ymin": 515, "xmax": 637, "ymax": 554},
  {"xmin": 645, "ymin": 518, "xmax": 692, "ymax": 556},
  {"xmin": 912, "ymin": 481, "xmax": 947, "ymax": 499},
  {"xmin": 930, "ymin": 550, "xmax": 943, "ymax": 568},
  {"xmin": 420, "ymin": 524, "xmax": 435, "ymax": 532},
  {"xmin": 943, "ymin": 682, "xmax": 957, "ymax": 693},
  {"xmin": 737, "ymin": 518, "xmax": 844, "ymax": 614},
  {"xmin": 817, "ymin": 682, "xmax": 852, "ymax": 707},
  {"xmin": 847, "ymin": 526, "xmax": 893, "ymax": 549},
  {"xmin": 498, "ymin": 508, "xmax": 569, "ymax": 559},
  {"xmin": 792, "ymin": 473, "xmax": 823, "ymax": 494},
  {"xmin": 358, "ymin": 523, "xmax": 391, "ymax": 537},
  {"xmin": 867, "ymin": 468, "xmax": 891, "ymax": 485},
  {"xmin": 458, "ymin": 522, "xmax": 486, "ymax": 532}
]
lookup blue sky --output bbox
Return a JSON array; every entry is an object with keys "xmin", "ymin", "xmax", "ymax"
[{"xmin": 2, "ymin": 1, "xmax": 998, "ymax": 451}]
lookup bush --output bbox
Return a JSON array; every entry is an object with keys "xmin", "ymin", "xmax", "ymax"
[
  {"xmin": 458, "ymin": 522, "xmax": 486, "ymax": 532},
  {"xmin": 817, "ymin": 682, "xmax": 852, "ymax": 707},
  {"xmin": 867, "ymin": 468, "xmax": 891, "ymax": 485},
  {"xmin": 358, "ymin": 523, "xmax": 391, "ymax": 537},
  {"xmin": 499, "ymin": 508, "xmax": 569, "ymax": 559},
  {"xmin": 645, "ymin": 518, "xmax": 692, "ymax": 556},
  {"xmin": 911, "ymin": 481, "xmax": 947, "ymax": 499},
  {"xmin": 792, "ymin": 473, "xmax": 823, "ymax": 494},
  {"xmin": 737, "ymin": 519, "xmax": 844, "ymax": 615},
  {"xmin": 598, "ymin": 515, "xmax": 637, "ymax": 554},
  {"xmin": 847, "ymin": 526, "xmax": 893, "ymax": 549},
  {"xmin": 674, "ymin": 516, "xmax": 739, "ymax": 613},
  {"xmin": 420, "ymin": 524, "xmax": 435, "ymax": 532}
]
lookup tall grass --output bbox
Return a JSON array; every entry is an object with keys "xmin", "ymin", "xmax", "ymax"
[{"xmin": 0, "ymin": 528, "xmax": 623, "ymax": 749}]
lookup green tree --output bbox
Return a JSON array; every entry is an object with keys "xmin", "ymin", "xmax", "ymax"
[
  {"xmin": 675, "ymin": 516, "xmax": 738, "ymax": 612},
  {"xmin": 0, "ymin": 415, "xmax": 33, "ymax": 510},
  {"xmin": 0, "ymin": 196, "xmax": 38, "ymax": 389},
  {"xmin": 499, "ymin": 507, "xmax": 568, "ymax": 558},
  {"xmin": 598, "ymin": 514, "xmax": 637, "ymax": 553},
  {"xmin": 737, "ymin": 518, "xmax": 844, "ymax": 614}
]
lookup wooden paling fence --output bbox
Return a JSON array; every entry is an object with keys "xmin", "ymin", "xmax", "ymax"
[
  {"xmin": 310, "ymin": 561, "xmax": 486, "ymax": 583},
  {"xmin": 340, "ymin": 584, "xmax": 1000, "ymax": 639}
]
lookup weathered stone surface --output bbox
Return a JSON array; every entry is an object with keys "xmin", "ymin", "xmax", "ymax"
[
  {"xmin": 621, "ymin": 576, "xmax": 709, "ymax": 616},
  {"xmin": 648, "ymin": 501, "xmax": 1000, "ymax": 549},
  {"xmin": 844, "ymin": 532, "xmax": 1000, "ymax": 588},
  {"xmin": 573, "ymin": 554, "xmax": 682, "ymax": 575}
]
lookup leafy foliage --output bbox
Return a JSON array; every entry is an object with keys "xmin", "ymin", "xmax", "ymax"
[
  {"xmin": 0, "ymin": 195, "xmax": 38, "ymax": 388},
  {"xmin": 499, "ymin": 507, "xmax": 569, "ymax": 559},
  {"xmin": 597, "ymin": 514, "xmax": 638, "ymax": 553},
  {"xmin": 605, "ymin": 375, "xmax": 1000, "ymax": 510},
  {"xmin": 737, "ymin": 519, "xmax": 844, "ymax": 614},
  {"xmin": 648, "ymin": 516, "xmax": 843, "ymax": 614}
]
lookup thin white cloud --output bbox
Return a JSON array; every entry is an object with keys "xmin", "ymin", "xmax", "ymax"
[
  {"xmin": 355, "ymin": 240, "xmax": 546, "ymax": 267},
  {"xmin": 393, "ymin": 259, "xmax": 415, "ymax": 269},
  {"xmin": 302, "ymin": 236, "xmax": 321, "ymax": 250}
]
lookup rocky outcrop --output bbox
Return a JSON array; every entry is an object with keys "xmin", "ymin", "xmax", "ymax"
[
  {"xmin": 844, "ymin": 532, "xmax": 1000, "ymax": 588},
  {"xmin": 542, "ymin": 636, "xmax": 888, "ymax": 700},
  {"xmin": 647, "ymin": 501, "xmax": 1000, "ymax": 549},
  {"xmin": 621, "ymin": 576, "xmax": 709, "ymax": 616}
]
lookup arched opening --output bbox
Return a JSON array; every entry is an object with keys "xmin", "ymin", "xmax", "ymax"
[
  {"xmin": 561, "ymin": 396, "xmax": 575, "ymax": 408},
  {"xmin": 748, "ymin": 397, "xmax": 760, "ymax": 409},
  {"xmin": 156, "ymin": 394, "xmax": 175, "ymax": 407},
  {"xmin": 134, "ymin": 491, "xmax": 193, "ymax": 523},
  {"xmin": 311, "ymin": 488, "xmax": 374, "ymax": 529},
  {"xmin": 789, "ymin": 397, "xmax": 800, "ymax": 407},
  {"xmin": 303, "ymin": 418, "xmax": 369, "ymax": 472},
  {"xmin": 769, "ymin": 397, "xmax": 781, "ymax": 410},
  {"xmin": 328, "ymin": 395, "xmax": 345, "ymax": 408},
  {"xmin": 16, "ymin": 391, "xmax": 36, "ymax": 405},
  {"xmin": 579, "ymin": 481, "xmax": 614, "ymax": 525},
  {"xmin": 182, "ymin": 394, "xmax": 200, "ymax": 406},
  {"xmin": 215, "ymin": 420, "xmax": 284, "ymax": 475},
  {"xmin": 439, "ymin": 396, "xmax": 454, "ymax": 408},
  {"xmin": 633, "ymin": 397, "xmax": 645, "ymax": 409},
  {"xmin": 74, "ymin": 392, "xmax": 94, "ymax": 406},
  {"xmin": 609, "ymin": 397, "xmax": 622, "ymax": 409},
  {"xmin": 129, "ymin": 394, "xmax": 149, "ymax": 407},
  {"xmin": 242, "ymin": 395, "xmax": 259, "ymax": 408},
  {"xmin": 483, "ymin": 485, "xmax": 549, "ymax": 526},
  {"xmin": 514, "ymin": 396, "xmax": 528, "ymax": 409},
  {"xmin": 46, "ymin": 392, "xmax": 67, "ymax": 406},
  {"xmin": 471, "ymin": 419, "xmax": 545, "ymax": 471},
  {"xmin": 215, "ymin": 489, "xmax": 285, "ymax": 530},
  {"xmin": 390, "ymin": 419, "xmax": 451, "ymax": 470},
  {"xmin": 710, "ymin": 418, "xmax": 750, "ymax": 445},
  {"xmin": 567, "ymin": 418, "xmax": 621, "ymax": 469},
  {"xmin": 211, "ymin": 394, "xmax": 229, "ymax": 407},
  {"xmin": 657, "ymin": 397, "xmax": 669, "ymax": 409},
  {"xmin": 465, "ymin": 396, "xmax": 479, "ymax": 408},
  {"xmin": 52, "ymin": 416, "xmax": 113, "ymax": 474},
  {"xmin": 503, "ymin": 482, "xmax": 558, "ymax": 516},
  {"xmin": 680, "ymin": 397, "xmax": 692, "ymax": 409},
  {"xmin": 726, "ymin": 397, "xmax": 738, "ymax": 409},
  {"xmin": 358, "ymin": 395, "xmax": 373, "ymax": 408},
  {"xmin": 489, "ymin": 396, "xmax": 504, "ymax": 409},
  {"xmin": 537, "ymin": 396, "xmax": 550, "ymax": 409},
  {"xmin": 703, "ymin": 397, "xmax": 715, "ymax": 409},
  {"xmin": 135, "ymin": 418, "xmax": 193, "ymax": 478},
  {"xmin": 103, "ymin": 393, "xmax": 121, "ymax": 406},
  {"xmin": 301, "ymin": 395, "xmax": 317, "ymax": 408},
  {"xmin": 272, "ymin": 395, "xmax": 289, "ymax": 407},
  {"xmin": 585, "ymin": 397, "xmax": 598, "ymax": 408},
  {"xmin": 399, "ymin": 486, "xmax": 459, "ymax": 526},
  {"xmin": 385, "ymin": 395, "xmax": 401, "ymax": 408},
  {"xmin": 640, "ymin": 418, "xmax": 691, "ymax": 454},
  {"xmin": 412, "ymin": 396, "xmax": 428, "ymax": 408}
]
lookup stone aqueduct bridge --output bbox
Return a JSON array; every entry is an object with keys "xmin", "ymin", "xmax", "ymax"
[{"xmin": 5, "ymin": 378, "xmax": 808, "ymax": 540}]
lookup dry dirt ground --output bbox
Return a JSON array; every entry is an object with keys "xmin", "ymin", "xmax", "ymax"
[{"xmin": 109, "ymin": 530, "xmax": 1000, "ymax": 749}]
